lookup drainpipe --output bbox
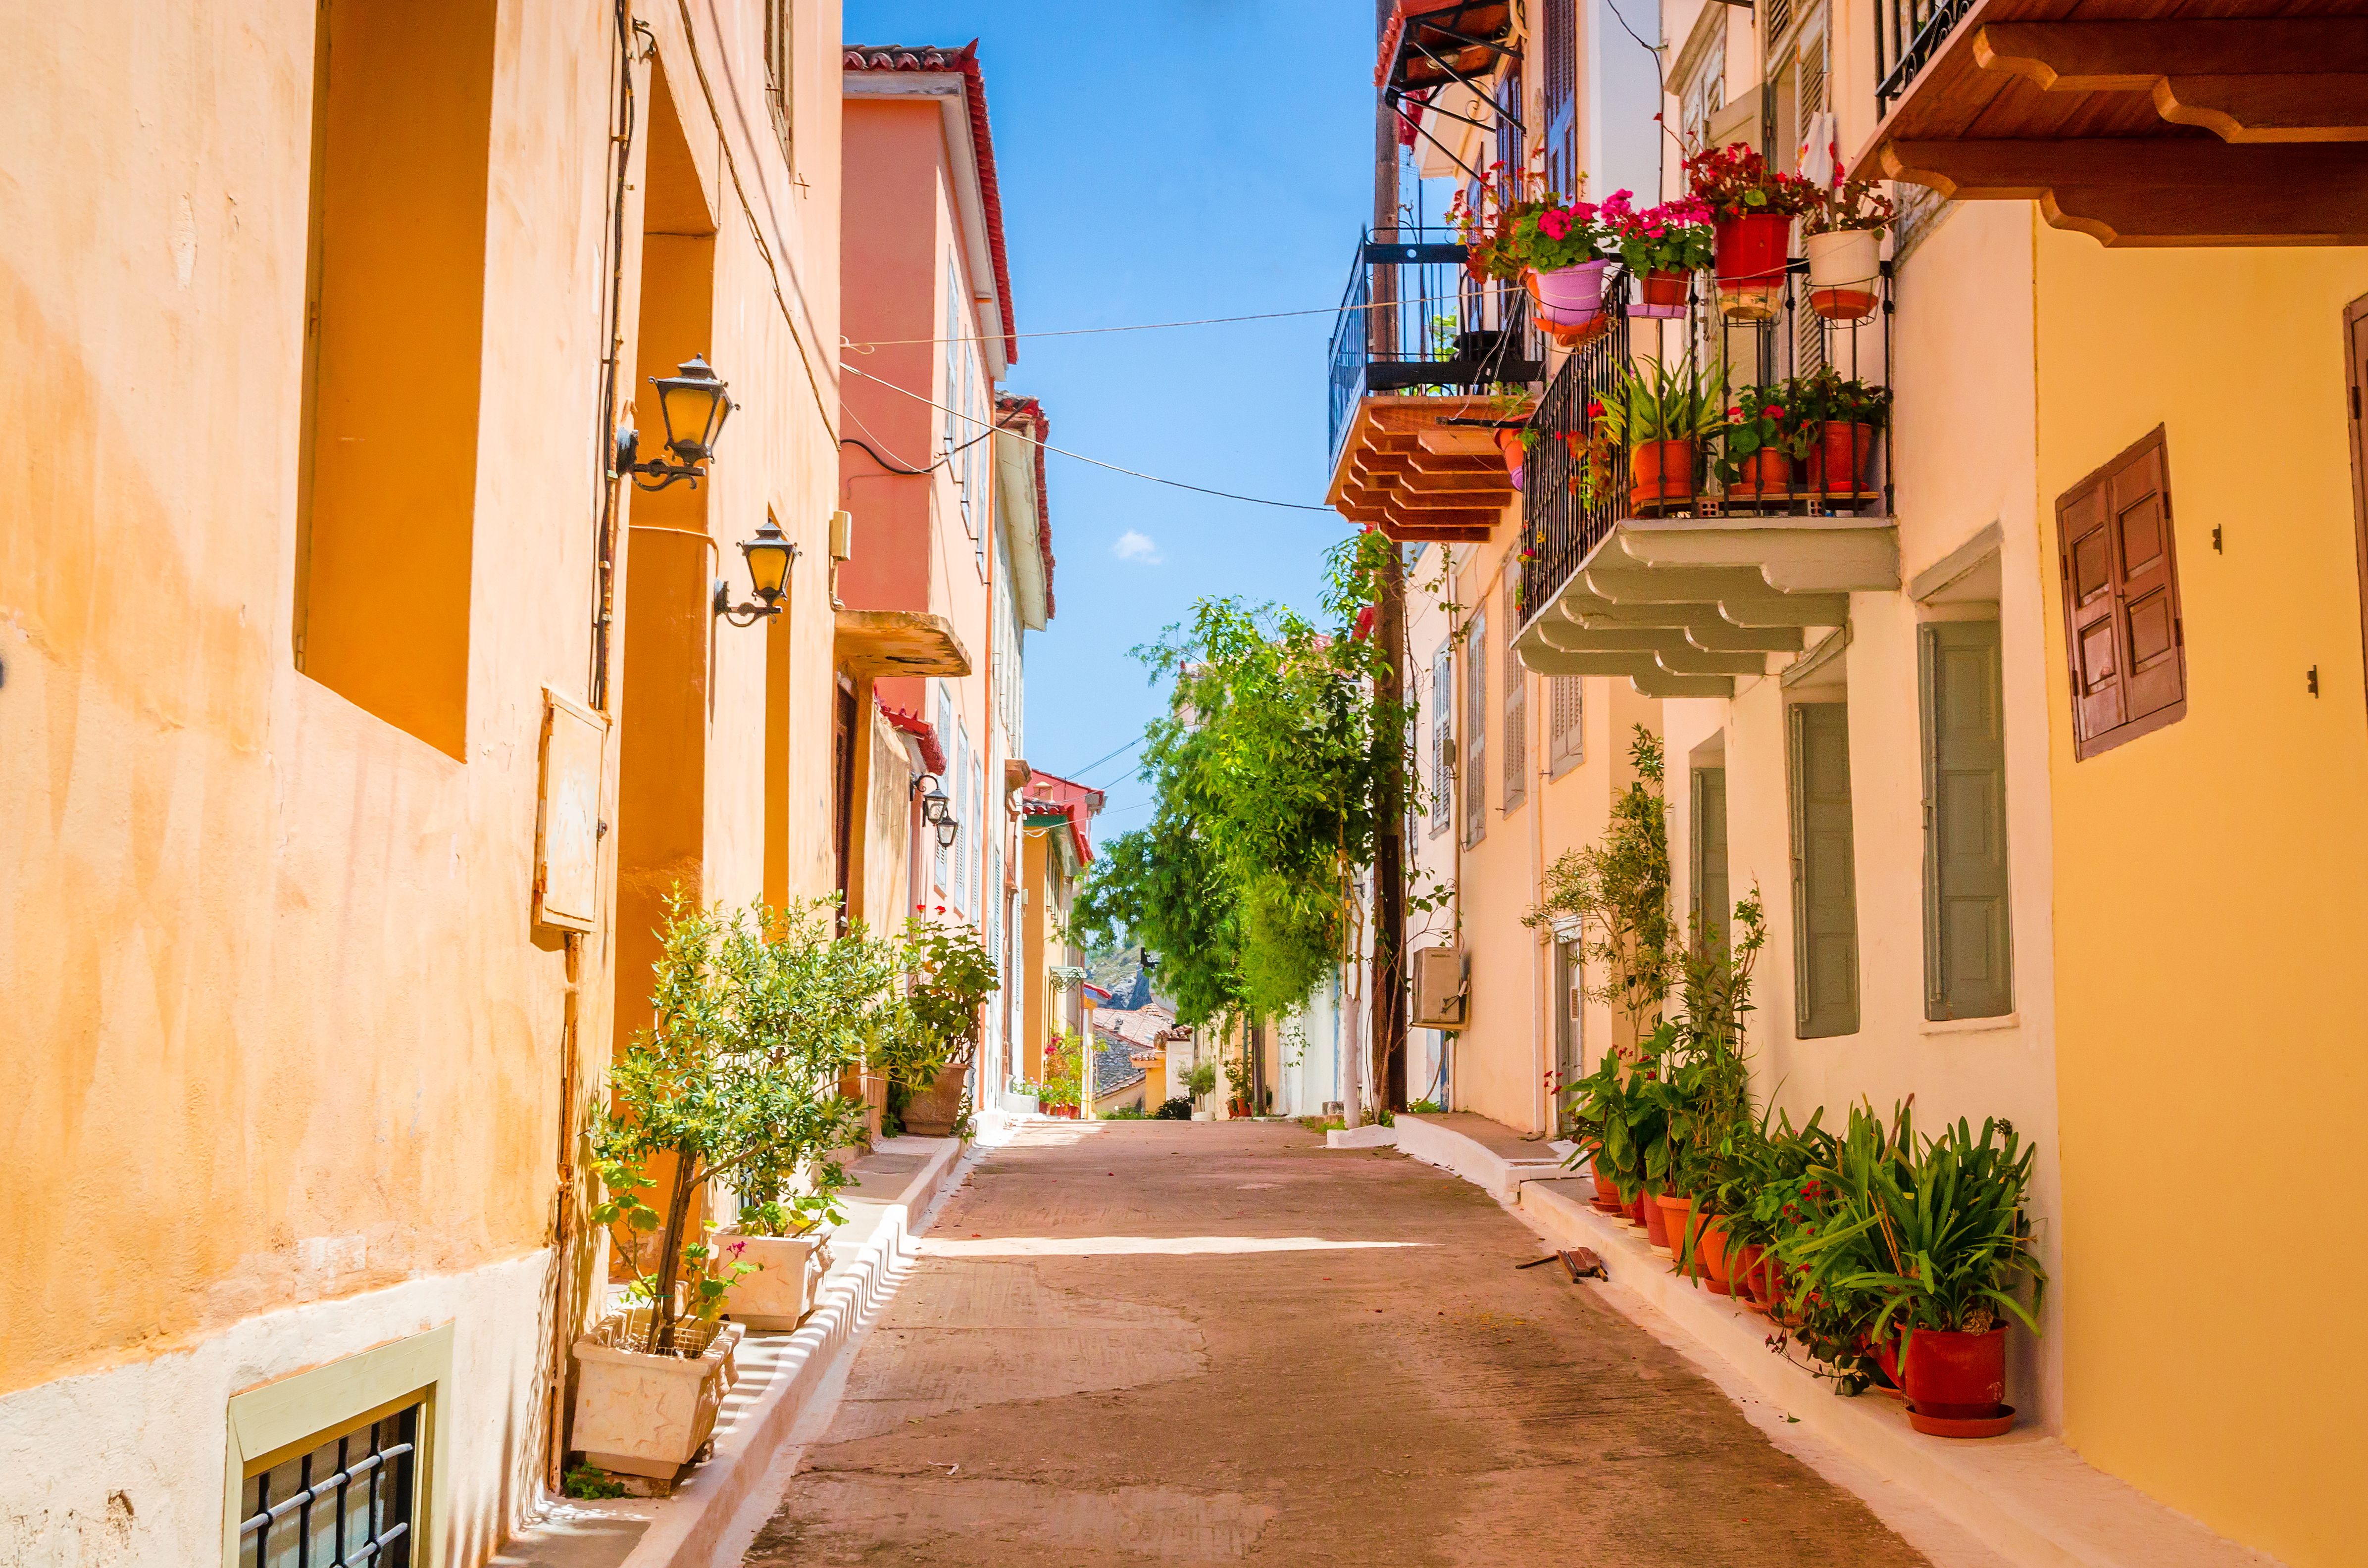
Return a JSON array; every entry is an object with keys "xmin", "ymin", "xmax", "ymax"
[{"xmin": 1530, "ymin": 664, "xmax": 1550, "ymax": 1137}]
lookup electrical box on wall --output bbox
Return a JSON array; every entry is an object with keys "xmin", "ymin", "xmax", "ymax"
[{"xmin": 1410, "ymin": 946, "xmax": 1469, "ymax": 1030}]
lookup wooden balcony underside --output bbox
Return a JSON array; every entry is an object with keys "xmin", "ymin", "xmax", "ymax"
[
  {"xmin": 1862, "ymin": 4, "xmax": 2368, "ymax": 244},
  {"xmin": 1328, "ymin": 395, "xmax": 1516, "ymax": 543}
]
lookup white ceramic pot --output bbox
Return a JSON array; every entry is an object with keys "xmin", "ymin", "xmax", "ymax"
[
  {"xmin": 711, "ymin": 1226, "xmax": 830, "ymax": 1330},
  {"xmin": 1805, "ymin": 228, "xmax": 1879, "ymax": 288},
  {"xmin": 570, "ymin": 1311, "xmax": 745, "ymax": 1479},
  {"xmin": 1190, "ymin": 1110, "xmax": 1214, "ymax": 1122}
]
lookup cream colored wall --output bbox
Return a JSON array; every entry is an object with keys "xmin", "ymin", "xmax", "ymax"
[
  {"xmin": 0, "ymin": 0, "xmax": 845, "ymax": 1545},
  {"xmin": 2032, "ymin": 227, "xmax": 2368, "ymax": 1568}
]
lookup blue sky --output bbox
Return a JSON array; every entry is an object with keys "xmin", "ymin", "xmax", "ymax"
[{"xmin": 847, "ymin": 1, "xmax": 1380, "ymax": 829}]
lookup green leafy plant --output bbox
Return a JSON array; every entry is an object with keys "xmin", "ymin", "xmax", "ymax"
[
  {"xmin": 1683, "ymin": 141, "xmax": 1822, "ymax": 220},
  {"xmin": 1182, "ymin": 1060, "xmax": 1218, "ymax": 1102},
  {"xmin": 589, "ymin": 894, "xmax": 883, "ymax": 1357},
  {"xmin": 1792, "ymin": 368, "xmax": 1894, "ymax": 430},
  {"xmin": 1526, "ymin": 726, "xmax": 1677, "ymax": 1048},
  {"xmin": 1154, "ymin": 1096, "xmax": 1194, "ymax": 1120},
  {"xmin": 1803, "ymin": 176, "xmax": 1897, "ymax": 238},
  {"xmin": 1716, "ymin": 383, "xmax": 1813, "ymax": 482},
  {"xmin": 561, "ymin": 1463, "xmax": 629, "ymax": 1500},
  {"xmin": 1597, "ymin": 190, "xmax": 1716, "ymax": 275},
  {"xmin": 1446, "ymin": 161, "xmax": 1610, "ymax": 279},
  {"xmin": 1041, "ymin": 1029, "xmax": 1085, "ymax": 1110},
  {"xmin": 1598, "ymin": 357, "xmax": 1731, "ymax": 446}
]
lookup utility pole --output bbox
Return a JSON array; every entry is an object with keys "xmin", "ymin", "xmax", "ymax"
[{"xmin": 1370, "ymin": 0, "xmax": 1409, "ymax": 1114}]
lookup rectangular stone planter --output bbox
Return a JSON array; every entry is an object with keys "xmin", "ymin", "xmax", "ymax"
[
  {"xmin": 711, "ymin": 1226, "xmax": 830, "ymax": 1330},
  {"xmin": 570, "ymin": 1310, "xmax": 746, "ymax": 1480}
]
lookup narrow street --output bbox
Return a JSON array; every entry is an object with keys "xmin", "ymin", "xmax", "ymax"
[{"xmin": 742, "ymin": 1123, "xmax": 1934, "ymax": 1567}]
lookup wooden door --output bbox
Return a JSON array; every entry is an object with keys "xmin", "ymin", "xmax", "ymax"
[{"xmin": 1920, "ymin": 623, "xmax": 2013, "ymax": 1019}]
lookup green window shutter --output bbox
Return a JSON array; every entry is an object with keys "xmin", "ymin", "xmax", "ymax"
[
  {"xmin": 1789, "ymin": 702, "xmax": 1860, "ymax": 1038},
  {"xmin": 1920, "ymin": 622, "xmax": 2014, "ymax": 1019},
  {"xmin": 1691, "ymin": 766, "xmax": 1730, "ymax": 952}
]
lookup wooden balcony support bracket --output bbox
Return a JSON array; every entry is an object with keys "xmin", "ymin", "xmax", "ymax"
[
  {"xmin": 832, "ymin": 608, "xmax": 973, "ymax": 679},
  {"xmin": 1975, "ymin": 22, "xmax": 2368, "ymax": 143},
  {"xmin": 1328, "ymin": 392, "xmax": 1520, "ymax": 544}
]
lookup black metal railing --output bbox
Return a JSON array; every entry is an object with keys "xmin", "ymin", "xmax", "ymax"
[
  {"xmin": 1517, "ymin": 255, "xmax": 1894, "ymax": 628},
  {"xmin": 1875, "ymin": 0, "xmax": 1976, "ymax": 115},
  {"xmin": 1517, "ymin": 272, "xmax": 1632, "ymax": 624},
  {"xmin": 1327, "ymin": 227, "xmax": 1547, "ymax": 462}
]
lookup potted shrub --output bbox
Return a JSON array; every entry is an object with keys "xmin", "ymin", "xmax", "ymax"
[
  {"xmin": 1802, "ymin": 177, "xmax": 1895, "ymax": 322},
  {"xmin": 876, "ymin": 916, "xmax": 1000, "ymax": 1136},
  {"xmin": 1599, "ymin": 357, "xmax": 1729, "ymax": 512},
  {"xmin": 1803, "ymin": 1112, "xmax": 2047, "ymax": 1437},
  {"xmin": 1684, "ymin": 142, "xmax": 1820, "ymax": 321},
  {"xmin": 1449, "ymin": 163, "xmax": 1614, "ymax": 343},
  {"xmin": 1598, "ymin": 189, "xmax": 1714, "ymax": 317},
  {"xmin": 577, "ymin": 895, "xmax": 875, "ymax": 1479},
  {"xmin": 1717, "ymin": 383, "xmax": 1811, "ymax": 502},
  {"xmin": 1793, "ymin": 369, "xmax": 1893, "ymax": 499}
]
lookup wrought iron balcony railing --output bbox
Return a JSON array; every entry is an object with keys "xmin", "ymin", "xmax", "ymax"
[
  {"xmin": 1517, "ymin": 257, "xmax": 1894, "ymax": 630},
  {"xmin": 1327, "ymin": 228, "xmax": 1547, "ymax": 463},
  {"xmin": 1875, "ymin": 0, "xmax": 1978, "ymax": 116}
]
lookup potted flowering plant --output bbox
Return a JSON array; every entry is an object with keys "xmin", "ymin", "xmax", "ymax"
[
  {"xmin": 875, "ymin": 916, "xmax": 999, "ymax": 1136},
  {"xmin": 1597, "ymin": 357, "xmax": 1729, "ymax": 511},
  {"xmin": 1802, "ymin": 177, "xmax": 1896, "ymax": 321},
  {"xmin": 1448, "ymin": 162, "xmax": 1614, "ymax": 342},
  {"xmin": 1793, "ymin": 368, "xmax": 1892, "ymax": 498},
  {"xmin": 1488, "ymin": 389, "xmax": 1539, "ymax": 488},
  {"xmin": 1684, "ymin": 142, "xmax": 1821, "ymax": 320},
  {"xmin": 1597, "ymin": 189, "xmax": 1715, "ymax": 314},
  {"xmin": 1718, "ymin": 382, "xmax": 1813, "ymax": 499}
]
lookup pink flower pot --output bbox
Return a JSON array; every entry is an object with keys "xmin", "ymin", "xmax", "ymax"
[{"xmin": 1524, "ymin": 259, "xmax": 1611, "ymax": 343}]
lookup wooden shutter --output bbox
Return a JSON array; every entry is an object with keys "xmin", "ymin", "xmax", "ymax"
[
  {"xmin": 1430, "ymin": 646, "xmax": 1455, "ymax": 837},
  {"xmin": 1465, "ymin": 608, "xmax": 1488, "ymax": 845},
  {"xmin": 1691, "ymin": 766, "xmax": 1730, "ymax": 952},
  {"xmin": 1549, "ymin": 676, "xmax": 1584, "ymax": 777},
  {"xmin": 1788, "ymin": 703, "xmax": 1860, "ymax": 1038},
  {"xmin": 1542, "ymin": 0, "xmax": 1577, "ymax": 196},
  {"xmin": 1920, "ymin": 623, "xmax": 2013, "ymax": 1019},
  {"xmin": 2056, "ymin": 427, "xmax": 2187, "ymax": 759},
  {"xmin": 1502, "ymin": 570, "xmax": 1526, "ymax": 811},
  {"xmin": 2346, "ymin": 296, "xmax": 2368, "ymax": 718}
]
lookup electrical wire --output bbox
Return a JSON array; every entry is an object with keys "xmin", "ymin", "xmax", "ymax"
[
  {"xmin": 840, "ymin": 287, "xmax": 1485, "ymax": 351},
  {"xmin": 840, "ymin": 406, "xmax": 1004, "ymax": 477},
  {"xmin": 842, "ymin": 364, "xmax": 1333, "ymax": 514}
]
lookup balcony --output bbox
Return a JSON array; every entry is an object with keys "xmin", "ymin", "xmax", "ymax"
[
  {"xmin": 1864, "ymin": 0, "xmax": 2368, "ymax": 246},
  {"xmin": 1511, "ymin": 266, "xmax": 1900, "ymax": 699},
  {"xmin": 1326, "ymin": 229, "xmax": 1546, "ymax": 544}
]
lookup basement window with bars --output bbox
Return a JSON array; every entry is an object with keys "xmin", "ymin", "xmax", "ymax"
[{"xmin": 238, "ymin": 1401, "xmax": 420, "ymax": 1568}]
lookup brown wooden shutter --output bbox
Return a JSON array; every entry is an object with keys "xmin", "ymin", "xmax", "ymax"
[
  {"xmin": 2345, "ymin": 295, "xmax": 2368, "ymax": 717},
  {"xmin": 1465, "ymin": 607, "xmax": 1488, "ymax": 846},
  {"xmin": 1549, "ymin": 676, "xmax": 1584, "ymax": 777},
  {"xmin": 2056, "ymin": 427, "xmax": 2187, "ymax": 759},
  {"xmin": 1501, "ymin": 568, "xmax": 1525, "ymax": 812}
]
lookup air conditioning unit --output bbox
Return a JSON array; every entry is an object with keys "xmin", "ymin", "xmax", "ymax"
[{"xmin": 1409, "ymin": 946, "xmax": 1468, "ymax": 1030}]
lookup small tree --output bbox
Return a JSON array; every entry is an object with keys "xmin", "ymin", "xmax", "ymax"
[
  {"xmin": 589, "ymin": 895, "xmax": 887, "ymax": 1356},
  {"xmin": 1524, "ymin": 725, "xmax": 1678, "ymax": 1054}
]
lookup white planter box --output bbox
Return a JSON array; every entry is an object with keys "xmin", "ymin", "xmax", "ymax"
[
  {"xmin": 711, "ymin": 1226, "xmax": 830, "ymax": 1330},
  {"xmin": 570, "ymin": 1311, "xmax": 745, "ymax": 1480}
]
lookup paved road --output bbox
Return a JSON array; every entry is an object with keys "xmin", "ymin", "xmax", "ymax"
[{"xmin": 743, "ymin": 1120, "xmax": 1932, "ymax": 1567}]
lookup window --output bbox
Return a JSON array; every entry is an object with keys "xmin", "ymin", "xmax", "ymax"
[
  {"xmin": 239, "ymin": 1402, "xmax": 420, "ymax": 1568},
  {"xmin": 1494, "ymin": 64, "xmax": 1523, "ymax": 178},
  {"xmin": 1548, "ymin": 676, "xmax": 1584, "ymax": 778},
  {"xmin": 2057, "ymin": 428, "xmax": 2186, "ymax": 758},
  {"xmin": 1429, "ymin": 645, "xmax": 1455, "ymax": 837},
  {"xmin": 1921, "ymin": 622, "xmax": 2013, "ymax": 1019},
  {"xmin": 1464, "ymin": 607, "xmax": 1488, "ymax": 846},
  {"xmin": 1501, "ymin": 570, "xmax": 1526, "ymax": 812},
  {"xmin": 934, "ymin": 685, "xmax": 953, "ymax": 892},
  {"xmin": 953, "ymin": 722, "xmax": 973, "ymax": 914},
  {"xmin": 762, "ymin": 0, "xmax": 794, "ymax": 168},
  {"xmin": 1691, "ymin": 765, "xmax": 1730, "ymax": 950},
  {"xmin": 1541, "ymin": 0, "xmax": 1578, "ymax": 196},
  {"xmin": 1788, "ymin": 702, "xmax": 1859, "ymax": 1037},
  {"xmin": 293, "ymin": 0, "xmax": 497, "ymax": 760}
]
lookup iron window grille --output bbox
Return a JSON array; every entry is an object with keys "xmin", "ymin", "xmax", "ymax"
[{"xmin": 238, "ymin": 1402, "xmax": 419, "ymax": 1568}]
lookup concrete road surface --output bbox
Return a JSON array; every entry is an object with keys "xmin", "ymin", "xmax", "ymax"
[{"xmin": 741, "ymin": 1119, "xmax": 1933, "ymax": 1567}]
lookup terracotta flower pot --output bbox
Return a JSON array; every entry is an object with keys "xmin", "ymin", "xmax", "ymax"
[
  {"xmin": 1525, "ymin": 258, "xmax": 1612, "ymax": 343},
  {"xmin": 1629, "ymin": 438, "xmax": 1696, "ymax": 511},
  {"xmin": 900, "ymin": 1064, "xmax": 969, "ymax": 1136},
  {"xmin": 1629, "ymin": 267, "xmax": 1689, "ymax": 320},
  {"xmin": 1654, "ymin": 1192, "xmax": 1695, "ymax": 1269},
  {"xmin": 1497, "ymin": 427, "xmax": 1527, "ymax": 491},
  {"xmin": 1732, "ymin": 1243, "xmax": 1766, "ymax": 1308},
  {"xmin": 1692, "ymin": 1214, "xmax": 1735, "ymax": 1293},
  {"xmin": 1639, "ymin": 1188, "xmax": 1671, "ymax": 1251},
  {"xmin": 1902, "ymin": 1326, "xmax": 2010, "ymax": 1424},
  {"xmin": 1590, "ymin": 1159, "xmax": 1628, "ymax": 1214},
  {"xmin": 1805, "ymin": 229, "xmax": 1880, "ymax": 321},
  {"xmin": 1802, "ymin": 421, "xmax": 1876, "ymax": 497},
  {"xmin": 1725, "ymin": 447, "xmax": 1792, "ymax": 499}
]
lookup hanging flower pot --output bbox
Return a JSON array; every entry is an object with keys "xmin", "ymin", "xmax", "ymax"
[
  {"xmin": 1628, "ymin": 439, "xmax": 1697, "ymax": 512},
  {"xmin": 1524, "ymin": 258, "xmax": 1612, "ymax": 344},
  {"xmin": 1497, "ymin": 427, "xmax": 1527, "ymax": 491},
  {"xmin": 1802, "ymin": 421, "xmax": 1878, "ymax": 497},
  {"xmin": 1903, "ymin": 1325, "xmax": 2015, "ymax": 1437},
  {"xmin": 1713, "ymin": 212, "xmax": 1790, "ymax": 322},
  {"xmin": 1627, "ymin": 266, "xmax": 1691, "ymax": 320},
  {"xmin": 1805, "ymin": 229, "xmax": 1881, "ymax": 321},
  {"xmin": 1725, "ymin": 447, "xmax": 1793, "ymax": 499}
]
